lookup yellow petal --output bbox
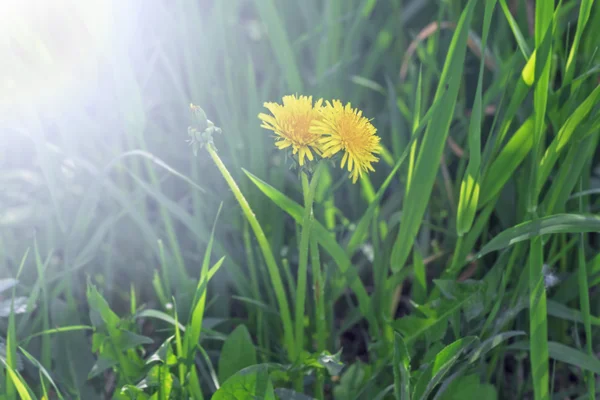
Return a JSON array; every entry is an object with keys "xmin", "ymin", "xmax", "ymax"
[
  {"xmin": 306, "ymin": 148, "xmax": 314, "ymax": 161},
  {"xmin": 340, "ymin": 152, "xmax": 348, "ymax": 169},
  {"xmin": 275, "ymin": 140, "xmax": 292, "ymax": 149}
]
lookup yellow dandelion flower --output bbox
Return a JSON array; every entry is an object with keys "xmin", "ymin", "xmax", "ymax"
[
  {"xmin": 310, "ymin": 100, "xmax": 380, "ymax": 183},
  {"xmin": 258, "ymin": 95, "xmax": 324, "ymax": 166}
]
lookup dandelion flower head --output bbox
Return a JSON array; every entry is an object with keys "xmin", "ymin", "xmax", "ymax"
[
  {"xmin": 258, "ymin": 95, "xmax": 323, "ymax": 166},
  {"xmin": 310, "ymin": 100, "xmax": 380, "ymax": 183}
]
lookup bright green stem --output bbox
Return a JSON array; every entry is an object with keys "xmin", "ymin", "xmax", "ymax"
[
  {"xmin": 311, "ymin": 231, "xmax": 326, "ymax": 400},
  {"xmin": 295, "ymin": 168, "xmax": 322, "ymax": 355},
  {"xmin": 529, "ymin": 234, "xmax": 550, "ymax": 400},
  {"xmin": 243, "ymin": 221, "xmax": 265, "ymax": 359},
  {"xmin": 293, "ymin": 165, "xmax": 323, "ymax": 391},
  {"xmin": 206, "ymin": 144, "xmax": 295, "ymax": 360},
  {"xmin": 447, "ymin": 235, "xmax": 464, "ymax": 277}
]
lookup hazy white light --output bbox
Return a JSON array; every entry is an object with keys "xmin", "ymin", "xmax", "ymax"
[{"xmin": 1, "ymin": 0, "xmax": 113, "ymax": 111}]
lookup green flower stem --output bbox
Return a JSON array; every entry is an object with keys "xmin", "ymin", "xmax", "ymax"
[
  {"xmin": 311, "ymin": 234, "xmax": 326, "ymax": 400},
  {"xmin": 206, "ymin": 143, "xmax": 296, "ymax": 360},
  {"xmin": 294, "ymin": 164, "xmax": 324, "ymax": 391}
]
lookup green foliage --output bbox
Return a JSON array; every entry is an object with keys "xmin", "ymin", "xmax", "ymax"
[
  {"xmin": 2, "ymin": 0, "xmax": 600, "ymax": 398},
  {"xmin": 218, "ymin": 325, "xmax": 257, "ymax": 383},
  {"xmin": 213, "ymin": 365, "xmax": 277, "ymax": 400}
]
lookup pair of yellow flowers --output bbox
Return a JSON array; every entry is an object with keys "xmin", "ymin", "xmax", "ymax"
[{"xmin": 258, "ymin": 95, "xmax": 381, "ymax": 183}]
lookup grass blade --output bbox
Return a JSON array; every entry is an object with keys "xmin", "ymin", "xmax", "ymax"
[
  {"xmin": 393, "ymin": 333, "xmax": 411, "ymax": 400},
  {"xmin": 391, "ymin": 0, "xmax": 477, "ymax": 272},
  {"xmin": 477, "ymin": 214, "xmax": 600, "ymax": 258},
  {"xmin": 563, "ymin": 0, "xmax": 595, "ymax": 85},
  {"xmin": 207, "ymin": 145, "xmax": 295, "ymax": 360},
  {"xmin": 455, "ymin": 0, "xmax": 496, "ymax": 236},
  {"xmin": 253, "ymin": 0, "xmax": 303, "ymax": 92}
]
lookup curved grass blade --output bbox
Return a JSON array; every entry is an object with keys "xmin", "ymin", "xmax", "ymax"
[
  {"xmin": 20, "ymin": 347, "xmax": 65, "ymax": 399},
  {"xmin": 563, "ymin": 0, "xmax": 595, "ymax": 85},
  {"xmin": 412, "ymin": 337, "xmax": 477, "ymax": 400},
  {"xmin": 477, "ymin": 214, "xmax": 600, "ymax": 258},
  {"xmin": 508, "ymin": 341, "xmax": 600, "ymax": 375},
  {"xmin": 498, "ymin": 0, "xmax": 531, "ymax": 58},
  {"xmin": 0, "ymin": 358, "xmax": 34, "ymax": 400},
  {"xmin": 539, "ymin": 85, "xmax": 600, "ymax": 185}
]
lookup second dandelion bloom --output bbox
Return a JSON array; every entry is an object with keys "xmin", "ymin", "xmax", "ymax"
[{"xmin": 311, "ymin": 100, "xmax": 381, "ymax": 183}]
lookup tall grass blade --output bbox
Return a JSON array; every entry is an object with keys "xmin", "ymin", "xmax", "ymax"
[
  {"xmin": 391, "ymin": 0, "xmax": 477, "ymax": 272},
  {"xmin": 253, "ymin": 0, "xmax": 303, "ymax": 92},
  {"xmin": 455, "ymin": 0, "xmax": 496, "ymax": 236},
  {"xmin": 477, "ymin": 214, "xmax": 600, "ymax": 258}
]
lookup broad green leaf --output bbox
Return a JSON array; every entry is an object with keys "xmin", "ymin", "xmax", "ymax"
[
  {"xmin": 88, "ymin": 356, "xmax": 118, "ymax": 379},
  {"xmin": 115, "ymin": 330, "xmax": 153, "ymax": 351},
  {"xmin": 477, "ymin": 214, "xmax": 600, "ymax": 257},
  {"xmin": 212, "ymin": 364, "xmax": 277, "ymax": 400},
  {"xmin": 438, "ymin": 374, "xmax": 497, "ymax": 400},
  {"xmin": 391, "ymin": 0, "xmax": 477, "ymax": 271},
  {"xmin": 87, "ymin": 284, "xmax": 120, "ymax": 329},
  {"xmin": 218, "ymin": 325, "xmax": 257, "ymax": 383},
  {"xmin": 412, "ymin": 337, "xmax": 477, "ymax": 400}
]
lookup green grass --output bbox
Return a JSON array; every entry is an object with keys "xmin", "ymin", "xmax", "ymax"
[{"xmin": 1, "ymin": 0, "xmax": 600, "ymax": 398}]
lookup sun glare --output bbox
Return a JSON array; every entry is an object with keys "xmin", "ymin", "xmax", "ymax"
[{"xmin": 1, "ymin": 0, "xmax": 113, "ymax": 111}]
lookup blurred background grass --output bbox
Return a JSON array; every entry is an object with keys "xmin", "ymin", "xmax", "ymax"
[{"xmin": 2, "ymin": 0, "xmax": 600, "ymax": 398}]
